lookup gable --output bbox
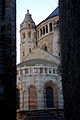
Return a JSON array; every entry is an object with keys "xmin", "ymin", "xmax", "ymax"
[{"xmin": 24, "ymin": 46, "xmax": 60, "ymax": 65}]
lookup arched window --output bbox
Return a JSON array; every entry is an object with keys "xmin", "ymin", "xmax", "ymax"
[{"xmin": 46, "ymin": 86, "xmax": 54, "ymax": 108}]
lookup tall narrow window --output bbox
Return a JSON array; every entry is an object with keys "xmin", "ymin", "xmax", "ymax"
[
  {"xmin": 23, "ymin": 32, "xmax": 25, "ymax": 39},
  {"xmin": 40, "ymin": 68, "xmax": 43, "ymax": 73},
  {"xmin": 49, "ymin": 23, "xmax": 52, "ymax": 32},
  {"xmin": 46, "ymin": 25, "xmax": 48, "ymax": 33},
  {"xmin": 43, "ymin": 27, "xmax": 45, "ymax": 35},
  {"xmin": 49, "ymin": 68, "xmax": 51, "ymax": 73},
  {"xmin": 46, "ymin": 86, "xmax": 54, "ymax": 108},
  {"xmin": 45, "ymin": 68, "xmax": 47, "ymax": 73},
  {"xmin": 53, "ymin": 68, "xmax": 55, "ymax": 73},
  {"xmin": 29, "ymin": 48, "xmax": 31, "ymax": 53},
  {"xmin": 23, "ymin": 51, "xmax": 25, "ymax": 56},
  {"xmin": 25, "ymin": 68, "xmax": 28, "ymax": 74},
  {"xmin": 28, "ymin": 24, "xmax": 30, "ymax": 27},
  {"xmin": 28, "ymin": 32, "xmax": 31, "ymax": 38}
]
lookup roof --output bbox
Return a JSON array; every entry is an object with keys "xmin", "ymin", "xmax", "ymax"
[
  {"xmin": 37, "ymin": 7, "xmax": 59, "ymax": 27},
  {"xmin": 46, "ymin": 7, "xmax": 59, "ymax": 20},
  {"xmin": 17, "ymin": 59, "xmax": 58, "ymax": 67}
]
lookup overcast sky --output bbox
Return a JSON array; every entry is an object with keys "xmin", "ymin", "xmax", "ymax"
[{"xmin": 16, "ymin": 0, "xmax": 58, "ymax": 64}]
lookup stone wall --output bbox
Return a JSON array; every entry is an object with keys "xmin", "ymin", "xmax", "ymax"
[{"xmin": 17, "ymin": 65, "xmax": 63, "ymax": 111}]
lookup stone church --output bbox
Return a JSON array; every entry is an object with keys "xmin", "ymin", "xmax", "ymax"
[{"xmin": 16, "ymin": 7, "xmax": 64, "ymax": 111}]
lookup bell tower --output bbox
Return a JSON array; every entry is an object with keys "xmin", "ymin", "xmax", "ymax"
[{"xmin": 20, "ymin": 10, "xmax": 36, "ymax": 62}]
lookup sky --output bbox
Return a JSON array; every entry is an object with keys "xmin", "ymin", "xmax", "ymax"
[{"xmin": 16, "ymin": 0, "xmax": 58, "ymax": 64}]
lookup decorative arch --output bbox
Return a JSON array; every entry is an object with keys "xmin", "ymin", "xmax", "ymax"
[
  {"xmin": 29, "ymin": 85, "xmax": 37, "ymax": 110},
  {"xmin": 44, "ymin": 81, "xmax": 58, "ymax": 109}
]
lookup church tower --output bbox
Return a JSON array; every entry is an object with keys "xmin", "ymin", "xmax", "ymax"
[{"xmin": 20, "ymin": 10, "xmax": 36, "ymax": 62}]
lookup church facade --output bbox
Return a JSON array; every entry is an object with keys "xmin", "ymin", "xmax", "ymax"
[{"xmin": 16, "ymin": 7, "xmax": 64, "ymax": 111}]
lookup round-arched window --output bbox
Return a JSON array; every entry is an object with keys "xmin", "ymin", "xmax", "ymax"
[{"xmin": 46, "ymin": 86, "xmax": 54, "ymax": 108}]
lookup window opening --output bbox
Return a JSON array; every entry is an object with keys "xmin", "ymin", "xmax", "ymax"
[
  {"xmin": 43, "ymin": 27, "xmax": 45, "ymax": 35},
  {"xmin": 23, "ymin": 32, "xmax": 25, "ymax": 39},
  {"xmin": 28, "ymin": 32, "xmax": 31, "ymax": 38},
  {"xmin": 46, "ymin": 86, "xmax": 54, "ymax": 108},
  {"xmin": 45, "ymin": 46, "xmax": 47, "ymax": 51},
  {"xmin": 45, "ymin": 68, "xmax": 47, "ymax": 73},
  {"xmin": 29, "ymin": 48, "xmax": 31, "ymax": 53},
  {"xmin": 49, "ymin": 23, "xmax": 52, "ymax": 32},
  {"xmin": 25, "ymin": 68, "xmax": 28, "ymax": 74},
  {"xmin": 46, "ymin": 25, "xmax": 48, "ymax": 33},
  {"xmin": 40, "ymin": 68, "xmax": 43, "ymax": 73},
  {"xmin": 53, "ymin": 68, "xmax": 55, "ymax": 74},
  {"xmin": 23, "ymin": 51, "xmax": 25, "ymax": 56}
]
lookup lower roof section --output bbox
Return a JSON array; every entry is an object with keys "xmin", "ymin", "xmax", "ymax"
[{"xmin": 17, "ymin": 59, "xmax": 58, "ymax": 67}]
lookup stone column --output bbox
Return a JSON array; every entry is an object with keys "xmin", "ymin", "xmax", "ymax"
[
  {"xmin": 53, "ymin": 26, "xmax": 58, "ymax": 56},
  {"xmin": 51, "ymin": 68, "xmax": 53, "ymax": 74},
  {"xmin": 43, "ymin": 68, "xmax": 45, "ymax": 74},
  {"xmin": 48, "ymin": 23, "xmax": 50, "ymax": 32},
  {"xmin": 47, "ymin": 68, "xmax": 49, "ymax": 74},
  {"xmin": 38, "ymin": 67, "xmax": 40, "ymax": 74},
  {"xmin": 28, "ymin": 68, "xmax": 30, "ymax": 74},
  {"xmin": 37, "ymin": 89, "xmax": 44, "ymax": 110}
]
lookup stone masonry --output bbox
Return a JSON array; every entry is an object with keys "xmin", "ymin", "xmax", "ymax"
[{"xmin": 16, "ymin": 7, "xmax": 64, "ymax": 112}]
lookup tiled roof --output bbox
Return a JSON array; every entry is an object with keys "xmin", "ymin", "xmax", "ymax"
[
  {"xmin": 45, "ymin": 7, "xmax": 59, "ymax": 20},
  {"xmin": 17, "ymin": 59, "xmax": 57, "ymax": 67}
]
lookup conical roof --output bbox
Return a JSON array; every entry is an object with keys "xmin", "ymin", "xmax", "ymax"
[
  {"xmin": 20, "ymin": 10, "xmax": 36, "ymax": 29},
  {"xmin": 23, "ymin": 10, "xmax": 34, "ymax": 22}
]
